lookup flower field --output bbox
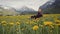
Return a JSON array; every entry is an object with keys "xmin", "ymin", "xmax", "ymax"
[{"xmin": 0, "ymin": 14, "xmax": 60, "ymax": 34}]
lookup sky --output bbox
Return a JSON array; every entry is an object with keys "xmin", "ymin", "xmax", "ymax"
[{"xmin": 0, "ymin": 0, "xmax": 50, "ymax": 11}]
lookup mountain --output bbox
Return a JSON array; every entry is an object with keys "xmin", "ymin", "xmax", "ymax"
[
  {"xmin": 0, "ymin": 5, "xmax": 18, "ymax": 16},
  {"xmin": 40, "ymin": 0, "xmax": 60, "ymax": 14},
  {"xmin": 17, "ymin": 6, "xmax": 37, "ymax": 15},
  {"xmin": 53, "ymin": 0, "xmax": 60, "ymax": 8},
  {"xmin": 18, "ymin": 6, "xmax": 35, "ymax": 12},
  {"xmin": 50, "ymin": 0, "xmax": 60, "ymax": 13},
  {"xmin": 0, "ymin": 5, "xmax": 37, "ymax": 16},
  {"xmin": 40, "ymin": 0, "xmax": 55, "ymax": 9}
]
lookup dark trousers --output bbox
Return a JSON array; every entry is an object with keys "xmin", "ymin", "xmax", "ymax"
[{"xmin": 31, "ymin": 14, "xmax": 43, "ymax": 19}]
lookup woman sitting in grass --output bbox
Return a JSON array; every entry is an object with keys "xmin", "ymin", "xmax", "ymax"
[{"xmin": 31, "ymin": 8, "xmax": 43, "ymax": 19}]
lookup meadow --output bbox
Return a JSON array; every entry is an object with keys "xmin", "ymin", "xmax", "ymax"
[{"xmin": 0, "ymin": 14, "xmax": 60, "ymax": 34}]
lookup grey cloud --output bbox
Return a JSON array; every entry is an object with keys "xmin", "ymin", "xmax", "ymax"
[{"xmin": 0, "ymin": 0, "xmax": 49, "ymax": 11}]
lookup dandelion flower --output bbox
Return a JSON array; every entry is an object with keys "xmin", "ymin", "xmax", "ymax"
[
  {"xmin": 9, "ymin": 22, "xmax": 14, "ymax": 26},
  {"xmin": 1, "ymin": 21, "xmax": 7, "ymax": 26},
  {"xmin": 55, "ymin": 20, "xmax": 60, "ymax": 24},
  {"xmin": 44, "ymin": 21, "xmax": 53, "ymax": 26},
  {"xmin": 33, "ymin": 25, "xmax": 39, "ymax": 31},
  {"xmin": 16, "ymin": 22, "xmax": 20, "ymax": 25}
]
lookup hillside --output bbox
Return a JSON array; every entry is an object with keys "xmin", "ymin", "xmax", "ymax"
[
  {"xmin": 40, "ymin": 0, "xmax": 60, "ymax": 14},
  {"xmin": 0, "ymin": 5, "xmax": 18, "ymax": 16}
]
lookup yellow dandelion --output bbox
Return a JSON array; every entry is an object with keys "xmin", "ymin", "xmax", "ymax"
[
  {"xmin": 44, "ymin": 21, "xmax": 53, "ymax": 26},
  {"xmin": 55, "ymin": 20, "xmax": 60, "ymax": 24},
  {"xmin": 1, "ymin": 21, "xmax": 7, "ymax": 26},
  {"xmin": 33, "ymin": 25, "xmax": 39, "ymax": 31},
  {"xmin": 16, "ymin": 22, "xmax": 20, "ymax": 25},
  {"xmin": 9, "ymin": 22, "xmax": 14, "ymax": 26}
]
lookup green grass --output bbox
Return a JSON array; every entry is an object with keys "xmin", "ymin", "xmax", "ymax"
[{"xmin": 0, "ymin": 14, "xmax": 60, "ymax": 34}]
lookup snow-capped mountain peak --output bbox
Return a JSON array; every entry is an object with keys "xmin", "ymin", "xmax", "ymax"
[{"xmin": 17, "ymin": 6, "xmax": 35, "ymax": 12}]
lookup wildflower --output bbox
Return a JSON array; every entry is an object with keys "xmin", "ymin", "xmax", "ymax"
[
  {"xmin": 33, "ymin": 25, "xmax": 39, "ymax": 31},
  {"xmin": 16, "ymin": 22, "xmax": 20, "ymax": 25},
  {"xmin": 57, "ymin": 20, "xmax": 60, "ymax": 22},
  {"xmin": 55, "ymin": 20, "xmax": 60, "ymax": 26},
  {"xmin": 44, "ymin": 21, "xmax": 53, "ymax": 26},
  {"xmin": 1, "ymin": 21, "xmax": 7, "ymax": 26},
  {"xmin": 55, "ymin": 20, "xmax": 60, "ymax": 24},
  {"xmin": 9, "ymin": 22, "xmax": 14, "ymax": 26}
]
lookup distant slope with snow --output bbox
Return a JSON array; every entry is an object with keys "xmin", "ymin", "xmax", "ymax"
[{"xmin": 39, "ymin": 0, "xmax": 60, "ymax": 14}]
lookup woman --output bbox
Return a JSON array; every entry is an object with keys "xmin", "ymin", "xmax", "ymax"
[
  {"xmin": 37, "ymin": 9, "xmax": 43, "ymax": 16},
  {"xmin": 31, "ymin": 8, "xmax": 43, "ymax": 19}
]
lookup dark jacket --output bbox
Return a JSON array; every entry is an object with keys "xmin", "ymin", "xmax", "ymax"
[{"xmin": 36, "ymin": 12, "xmax": 43, "ymax": 17}]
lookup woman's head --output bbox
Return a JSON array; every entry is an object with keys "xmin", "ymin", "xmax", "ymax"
[{"xmin": 38, "ymin": 9, "xmax": 42, "ymax": 12}]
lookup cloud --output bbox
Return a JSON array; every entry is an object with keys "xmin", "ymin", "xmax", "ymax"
[{"xmin": 0, "ymin": 0, "xmax": 49, "ymax": 11}]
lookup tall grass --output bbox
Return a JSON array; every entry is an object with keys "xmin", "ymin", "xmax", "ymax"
[{"xmin": 0, "ymin": 14, "xmax": 60, "ymax": 34}]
